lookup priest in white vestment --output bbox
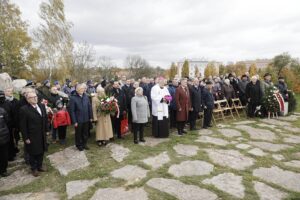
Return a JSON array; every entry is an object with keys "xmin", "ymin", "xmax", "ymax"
[{"xmin": 151, "ymin": 77, "xmax": 170, "ymax": 138}]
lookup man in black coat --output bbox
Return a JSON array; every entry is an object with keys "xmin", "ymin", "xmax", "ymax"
[
  {"xmin": 20, "ymin": 91, "xmax": 49, "ymax": 177},
  {"xmin": 0, "ymin": 90, "xmax": 16, "ymax": 161},
  {"xmin": 111, "ymin": 81, "xmax": 127, "ymax": 139},
  {"xmin": 69, "ymin": 84, "xmax": 93, "ymax": 151},
  {"xmin": 0, "ymin": 107, "xmax": 10, "ymax": 177},
  {"xmin": 189, "ymin": 78, "xmax": 202, "ymax": 130},
  {"xmin": 202, "ymin": 81, "xmax": 215, "ymax": 129},
  {"xmin": 246, "ymin": 76, "xmax": 263, "ymax": 117}
]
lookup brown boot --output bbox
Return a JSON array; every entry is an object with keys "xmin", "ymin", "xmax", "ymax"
[{"xmin": 32, "ymin": 170, "xmax": 40, "ymax": 177}]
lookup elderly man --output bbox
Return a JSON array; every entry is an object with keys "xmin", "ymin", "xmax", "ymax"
[
  {"xmin": 69, "ymin": 83, "xmax": 93, "ymax": 151},
  {"xmin": 151, "ymin": 77, "xmax": 170, "ymax": 138},
  {"xmin": 246, "ymin": 76, "xmax": 263, "ymax": 117},
  {"xmin": 20, "ymin": 91, "xmax": 49, "ymax": 177},
  {"xmin": 175, "ymin": 79, "xmax": 192, "ymax": 135},
  {"xmin": 189, "ymin": 78, "xmax": 202, "ymax": 130}
]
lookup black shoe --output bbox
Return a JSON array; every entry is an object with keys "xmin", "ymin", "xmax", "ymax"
[
  {"xmin": 134, "ymin": 140, "xmax": 138, "ymax": 144},
  {"xmin": 182, "ymin": 130, "xmax": 187, "ymax": 134},
  {"xmin": 190, "ymin": 127, "xmax": 199, "ymax": 131},
  {"xmin": 77, "ymin": 147, "xmax": 84, "ymax": 151},
  {"xmin": 0, "ymin": 172, "xmax": 9, "ymax": 177},
  {"xmin": 208, "ymin": 125, "xmax": 213, "ymax": 127},
  {"xmin": 83, "ymin": 146, "xmax": 90, "ymax": 150},
  {"xmin": 203, "ymin": 126, "xmax": 208, "ymax": 129},
  {"xmin": 140, "ymin": 139, "xmax": 146, "ymax": 143}
]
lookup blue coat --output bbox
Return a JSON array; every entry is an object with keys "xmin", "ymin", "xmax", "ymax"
[
  {"xmin": 202, "ymin": 89, "xmax": 215, "ymax": 109},
  {"xmin": 168, "ymin": 85, "xmax": 177, "ymax": 110},
  {"xmin": 69, "ymin": 93, "xmax": 93, "ymax": 124}
]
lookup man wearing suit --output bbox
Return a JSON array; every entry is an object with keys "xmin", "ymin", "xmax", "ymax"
[
  {"xmin": 20, "ymin": 91, "xmax": 49, "ymax": 177},
  {"xmin": 189, "ymin": 78, "xmax": 202, "ymax": 130},
  {"xmin": 202, "ymin": 81, "xmax": 215, "ymax": 129}
]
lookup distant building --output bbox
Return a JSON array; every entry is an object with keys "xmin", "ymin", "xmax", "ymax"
[
  {"xmin": 238, "ymin": 59, "xmax": 272, "ymax": 69},
  {"xmin": 177, "ymin": 59, "xmax": 222, "ymax": 78}
]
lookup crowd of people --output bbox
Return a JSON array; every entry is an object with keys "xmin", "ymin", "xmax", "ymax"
[{"xmin": 0, "ymin": 71, "xmax": 289, "ymax": 178}]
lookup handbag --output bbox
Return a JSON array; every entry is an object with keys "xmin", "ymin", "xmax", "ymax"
[{"xmin": 120, "ymin": 115, "xmax": 129, "ymax": 135}]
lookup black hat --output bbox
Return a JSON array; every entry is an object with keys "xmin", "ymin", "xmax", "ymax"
[
  {"xmin": 25, "ymin": 80, "xmax": 35, "ymax": 87},
  {"xmin": 264, "ymin": 73, "xmax": 271, "ymax": 77}
]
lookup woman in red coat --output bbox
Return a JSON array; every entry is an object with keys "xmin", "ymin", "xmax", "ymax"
[
  {"xmin": 175, "ymin": 79, "xmax": 192, "ymax": 135},
  {"xmin": 53, "ymin": 101, "xmax": 71, "ymax": 144}
]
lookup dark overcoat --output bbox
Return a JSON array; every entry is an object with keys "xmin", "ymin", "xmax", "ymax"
[
  {"xmin": 175, "ymin": 86, "xmax": 191, "ymax": 121},
  {"xmin": 19, "ymin": 103, "xmax": 49, "ymax": 155},
  {"xmin": 190, "ymin": 86, "xmax": 202, "ymax": 112}
]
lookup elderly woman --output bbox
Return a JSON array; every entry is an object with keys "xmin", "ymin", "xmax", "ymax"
[
  {"xmin": 131, "ymin": 87, "xmax": 150, "ymax": 144},
  {"xmin": 221, "ymin": 79, "xmax": 236, "ymax": 104},
  {"xmin": 92, "ymin": 86, "xmax": 114, "ymax": 146}
]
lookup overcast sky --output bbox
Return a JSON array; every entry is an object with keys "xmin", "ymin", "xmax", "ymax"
[{"xmin": 12, "ymin": 0, "xmax": 300, "ymax": 68}]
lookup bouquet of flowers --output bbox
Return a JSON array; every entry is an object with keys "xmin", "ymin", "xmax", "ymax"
[
  {"xmin": 97, "ymin": 96, "xmax": 119, "ymax": 116},
  {"xmin": 164, "ymin": 95, "xmax": 172, "ymax": 102}
]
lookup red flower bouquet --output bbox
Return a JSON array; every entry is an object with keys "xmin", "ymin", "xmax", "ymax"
[{"xmin": 97, "ymin": 96, "xmax": 118, "ymax": 115}]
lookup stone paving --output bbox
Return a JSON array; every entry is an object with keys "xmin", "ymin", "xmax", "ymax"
[{"xmin": 1, "ymin": 114, "xmax": 300, "ymax": 200}]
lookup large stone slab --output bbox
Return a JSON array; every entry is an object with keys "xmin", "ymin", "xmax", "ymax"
[
  {"xmin": 66, "ymin": 178, "xmax": 100, "ymax": 199},
  {"xmin": 0, "ymin": 169, "xmax": 40, "ymax": 191},
  {"xmin": 253, "ymin": 166, "xmax": 300, "ymax": 192},
  {"xmin": 198, "ymin": 129, "xmax": 214, "ymax": 135},
  {"xmin": 146, "ymin": 178, "xmax": 217, "ymax": 200},
  {"xmin": 138, "ymin": 137, "xmax": 170, "ymax": 147},
  {"xmin": 283, "ymin": 160, "xmax": 300, "ymax": 169},
  {"xmin": 272, "ymin": 154, "xmax": 285, "ymax": 161},
  {"xmin": 90, "ymin": 187, "xmax": 148, "ymax": 200},
  {"xmin": 216, "ymin": 124, "xmax": 231, "ymax": 128},
  {"xmin": 260, "ymin": 118, "xmax": 291, "ymax": 126},
  {"xmin": 256, "ymin": 123, "xmax": 277, "ymax": 129},
  {"xmin": 204, "ymin": 149, "xmax": 254, "ymax": 170},
  {"xmin": 173, "ymin": 144, "xmax": 199, "ymax": 157},
  {"xmin": 111, "ymin": 165, "xmax": 148, "ymax": 184},
  {"xmin": 292, "ymin": 152, "xmax": 300, "ymax": 160},
  {"xmin": 253, "ymin": 181, "xmax": 288, "ymax": 200},
  {"xmin": 203, "ymin": 173, "xmax": 245, "ymax": 198},
  {"xmin": 47, "ymin": 146, "xmax": 90, "ymax": 176},
  {"xmin": 235, "ymin": 125, "xmax": 277, "ymax": 142},
  {"xmin": 248, "ymin": 148, "xmax": 268, "ymax": 157},
  {"xmin": 233, "ymin": 120, "xmax": 256, "ymax": 125},
  {"xmin": 235, "ymin": 143, "xmax": 251, "ymax": 150},
  {"xmin": 248, "ymin": 142, "xmax": 292, "ymax": 152},
  {"xmin": 283, "ymin": 134, "xmax": 300, "ymax": 144},
  {"xmin": 142, "ymin": 152, "xmax": 170, "ymax": 169},
  {"xmin": 0, "ymin": 192, "xmax": 59, "ymax": 200},
  {"xmin": 217, "ymin": 128, "xmax": 242, "ymax": 138},
  {"xmin": 168, "ymin": 160, "xmax": 214, "ymax": 177},
  {"xmin": 283, "ymin": 126, "xmax": 300, "ymax": 133},
  {"xmin": 196, "ymin": 136, "xmax": 229, "ymax": 146},
  {"xmin": 108, "ymin": 144, "xmax": 131, "ymax": 162},
  {"xmin": 278, "ymin": 115, "xmax": 300, "ymax": 122}
]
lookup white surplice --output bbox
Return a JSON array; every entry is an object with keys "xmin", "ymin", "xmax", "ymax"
[{"xmin": 151, "ymin": 84, "xmax": 170, "ymax": 120}]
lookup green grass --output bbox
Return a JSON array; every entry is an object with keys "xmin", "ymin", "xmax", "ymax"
[{"xmin": 1, "ymin": 96, "xmax": 300, "ymax": 199}]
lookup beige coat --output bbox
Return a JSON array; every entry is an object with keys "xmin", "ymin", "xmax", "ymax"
[{"xmin": 92, "ymin": 96, "xmax": 113, "ymax": 141}]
